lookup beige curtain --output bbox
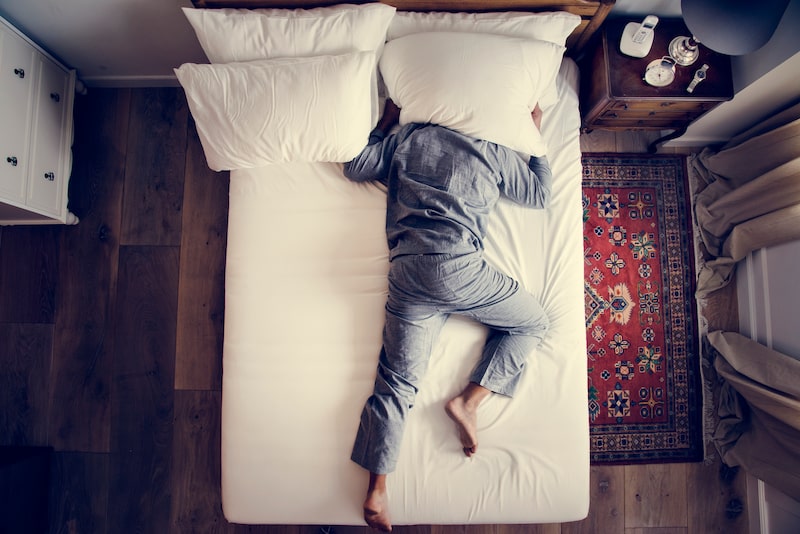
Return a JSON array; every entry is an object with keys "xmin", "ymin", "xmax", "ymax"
[
  {"xmin": 690, "ymin": 101, "xmax": 800, "ymax": 299},
  {"xmin": 691, "ymin": 103, "xmax": 800, "ymax": 500},
  {"xmin": 707, "ymin": 331, "xmax": 800, "ymax": 500}
]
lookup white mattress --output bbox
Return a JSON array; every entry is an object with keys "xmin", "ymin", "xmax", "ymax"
[{"xmin": 221, "ymin": 58, "xmax": 589, "ymax": 525}]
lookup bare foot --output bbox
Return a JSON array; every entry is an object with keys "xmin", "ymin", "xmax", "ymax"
[
  {"xmin": 445, "ymin": 395, "xmax": 479, "ymax": 456},
  {"xmin": 446, "ymin": 383, "xmax": 491, "ymax": 456},
  {"xmin": 364, "ymin": 473, "xmax": 392, "ymax": 532}
]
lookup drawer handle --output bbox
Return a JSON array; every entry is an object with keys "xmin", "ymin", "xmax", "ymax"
[
  {"xmin": 13, "ymin": 68, "xmax": 25, "ymax": 78},
  {"xmin": 50, "ymin": 92, "xmax": 61, "ymax": 103},
  {"xmin": 44, "ymin": 172, "xmax": 55, "ymax": 181},
  {"xmin": 6, "ymin": 156, "xmax": 18, "ymax": 166}
]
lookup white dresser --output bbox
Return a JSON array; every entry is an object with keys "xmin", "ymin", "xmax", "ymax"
[{"xmin": 0, "ymin": 14, "xmax": 77, "ymax": 225}]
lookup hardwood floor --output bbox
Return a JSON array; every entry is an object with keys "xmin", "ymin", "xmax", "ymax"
[{"xmin": 0, "ymin": 89, "xmax": 747, "ymax": 533}]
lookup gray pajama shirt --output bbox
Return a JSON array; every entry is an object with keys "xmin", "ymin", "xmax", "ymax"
[{"xmin": 344, "ymin": 123, "xmax": 553, "ymax": 474}]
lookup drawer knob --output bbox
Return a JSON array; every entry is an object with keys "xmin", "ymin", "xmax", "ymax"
[
  {"xmin": 6, "ymin": 156, "xmax": 18, "ymax": 166},
  {"xmin": 44, "ymin": 172, "xmax": 55, "ymax": 181},
  {"xmin": 13, "ymin": 68, "xmax": 25, "ymax": 78},
  {"xmin": 50, "ymin": 92, "xmax": 61, "ymax": 103}
]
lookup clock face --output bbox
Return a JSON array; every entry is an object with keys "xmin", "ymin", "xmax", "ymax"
[{"xmin": 644, "ymin": 58, "xmax": 675, "ymax": 87}]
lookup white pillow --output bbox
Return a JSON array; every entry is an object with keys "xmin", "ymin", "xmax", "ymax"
[
  {"xmin": 182, "ymin": 3, "xmax": 396, "ymax": 62},
  {"xmin": 380, "ymin": 32, "xmax": 565, "ymax": 156},
  {"xmin": 387, "ymin": 10, "xmax": 581, "ymax": 46},
  {"xmin": 175, "ymin": 52, "xmax": 375, "ymax": 171},
  {"xmin": 386, "ymin": 11, "xmax": 579, "ymax": 110},
  {"xmin": 182, "ymin": 3, "xmax": 395, "ymax": 126}
]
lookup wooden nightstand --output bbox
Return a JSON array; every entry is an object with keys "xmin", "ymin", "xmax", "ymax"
[{"xmin": 581, "ymin": 18, "xmax": 734, "ymax": 152}]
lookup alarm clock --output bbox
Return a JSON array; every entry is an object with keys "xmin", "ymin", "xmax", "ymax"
[{"xmin": 643, "ymin": 56, "xmax": 676, "ymax": 87}]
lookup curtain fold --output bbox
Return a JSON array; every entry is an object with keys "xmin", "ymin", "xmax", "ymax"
[
  {"xmin": 708, "ymin": 331, "xmax": 800, "ymax": 500},
  {"xmin": 691, "ymin": 103, "xmax": 800, "ymax": 499},
  {"xmin": 691, "ymin": 102, "xmax": 800, "ymax": 298}
]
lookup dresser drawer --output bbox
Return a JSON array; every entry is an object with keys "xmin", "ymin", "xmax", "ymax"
[
  {"xmin": 0, "ymin": 26, "xmax": 36, "ymax": 204},
  {"xmin": 0, "ymin": 14, "xmax": 77, "ymax": 225},
  {"xmin": 27, "ymin": 54, "xmax": 70, "ymax": 215}
]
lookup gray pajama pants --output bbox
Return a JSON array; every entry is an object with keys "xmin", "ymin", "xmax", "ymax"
[{"xmin": 351, "ymin": 251, "xmax": 550, "ymax": 474}]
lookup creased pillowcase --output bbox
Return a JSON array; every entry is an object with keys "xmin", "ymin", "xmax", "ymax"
[
  {"xmin": 386, "ymin": 11, "xmax": 579, "ymax": 109},
  {"xmin": 182, "ymin": 3, "xmax": 396, "ymax": 62},
  {"xmin": 174, "ymin": 52, "xmax": 374, "ymax": 171},
  {"xmin": 182, "ymin": 3, "xmax": 395, "ymax": 124},
  {"xmin": 380, "ymin": 32, "xmax": 565, "ymax": 156}
]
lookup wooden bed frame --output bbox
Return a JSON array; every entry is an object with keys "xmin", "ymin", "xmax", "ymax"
[{"xmin": 189, "ymin": 0, "xmax": 615, "ymax": 56}]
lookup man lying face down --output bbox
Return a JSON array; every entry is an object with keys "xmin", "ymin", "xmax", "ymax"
[{"xmin": 343, "ymin": 99, "xmax": 552, "ymax": 532}]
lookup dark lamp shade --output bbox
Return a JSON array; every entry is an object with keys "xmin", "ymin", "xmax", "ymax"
[{"xmin": 681, "ymin": 0, "xmax": 791, "ymax": 55}]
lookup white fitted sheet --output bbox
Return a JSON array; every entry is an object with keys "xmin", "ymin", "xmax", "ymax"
[{"xmin": 221, "ymin": 58, "xmax": 589, "ymax": 525}]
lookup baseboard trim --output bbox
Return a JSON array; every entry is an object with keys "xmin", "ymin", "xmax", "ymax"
[{"xmin": 82, "ymin": 75, "xmax": 181, "ymax": 88}]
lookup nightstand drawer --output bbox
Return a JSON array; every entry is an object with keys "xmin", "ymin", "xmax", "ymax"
[
  {"xmin": 600, "ymin": 106, "xmax": 705, "ymax": 124},
  {"xmin": 593, "ymin": 116, "xmax": 690, "ymax": 129},
  {"xmin": 609, "ymin": 101, "xmax": 716, "ymax": 113}
]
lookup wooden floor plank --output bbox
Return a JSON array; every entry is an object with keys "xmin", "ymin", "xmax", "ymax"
[
  {"xmin": 175, "ymin": 119, "xmax": 229, "ymax": 391},
  {"xmin": 563, "ymin": 465, "xmax": 625, "ymax": 534},
  {"xmin": 625, "ymin": 528, "xmax": 687, "ymax": 534},
  {"xmin": 48, "ymin": 451, "xmax": 109, "ymax": 534},
  {"xmin": 120, "ymin": 88, "xmax": 188, "ymax": 247},
  {"xmin": 615, "ymin": 130, "xmax": 662, "ymax": 153},
  {"xmin": 0, "ymin": 323, "xmax": 53, "ymax": 446},
  {"xmin": 496, "ymin": 523, "xmax": 562, "ymax": 533},
  {"xmin": 49, "ymin": 89, "xmax": 130, "ymax": 453},
  {"xmin": 580, "ymin": 129, "xmax": 616, "ymax": 153},
  {"xmin": 170, "ymin": 389, "xmax": 228, "ymax": 532},
  {"xmin": 625, "ymin": 464, "xmax": 688, "ymax": 529},
  {"xmin": 0, "ymin": 226, "xmax": 60, "ymax": 324},
  {"xmin": 108, "ymin": 245, "xmax": 179, "ymax": 533},
  {"xmin": 687, "ymin": 458, "xmax": 748, "ymax": 534}
]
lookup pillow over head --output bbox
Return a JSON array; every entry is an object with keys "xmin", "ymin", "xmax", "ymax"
[
  {"xmin": 387, "ymin": 10, "xmax": 581, "ymax": 46},
  {"xmin": 380, "ymin": 32, "xmax": 565, "ymax": 156},
  {"xmin": 385, "ymin": 11, "xmax": 579, "ymax": 110},
  {"xmin": 175, "ymin": 52, "xmax": 375, "ymax": 171}
]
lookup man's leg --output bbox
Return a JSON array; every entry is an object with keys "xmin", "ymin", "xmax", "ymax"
[
  {"xmin": 352, "ymin": 256, "xmax": 449, "ymax": 530},
  {"xmin": 445, "ymin": 255, "xmax": 550, "ymax": 455},
  {"xmin": 351, "ymin": 309, "xmax": 448, "ymax": 473},
  {"xmin": 352, "ymin": 308, "xmax": 447, "ymax": 531}
]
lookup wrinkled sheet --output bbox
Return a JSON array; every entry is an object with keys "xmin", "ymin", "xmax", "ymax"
[{"xmin": 221, "ymin": 59, "xmax": 589, "ymax": 525}]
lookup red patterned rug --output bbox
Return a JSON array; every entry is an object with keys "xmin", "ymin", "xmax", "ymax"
[{"xmin": 582, "ymin": 154, "xmax": 702, "ymax": 464}]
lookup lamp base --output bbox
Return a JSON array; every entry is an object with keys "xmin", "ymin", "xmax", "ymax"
[{"xmin": 669, "ymin": 36, "xmax": 700, "ymax": 66}]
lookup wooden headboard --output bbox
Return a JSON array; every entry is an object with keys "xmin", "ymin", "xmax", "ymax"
[{"xmin": 189, "ymin": 0, "xmax": 615, "ymax": 56}]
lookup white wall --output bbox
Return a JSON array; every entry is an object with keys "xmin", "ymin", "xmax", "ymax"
[
  {"xmin": 737, "ymin": 242, "xmax": 800, "ymax": 532},
  {"xmin": 0, "ymin": 0, "xmax": 207, "ymax": 86}
]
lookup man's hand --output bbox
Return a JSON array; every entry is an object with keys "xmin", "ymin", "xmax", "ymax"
[
  {"xmin": 377, "ymin": 99, "xmax": 401, "ymax": 132},
  {"xmin": 531, "ymin": 104, "xmax": 543, "ymax": 132}
]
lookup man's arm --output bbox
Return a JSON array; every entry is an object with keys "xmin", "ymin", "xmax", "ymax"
[
  {"xmin": 495, "ymin": 104, "xmax": 552, "ymax": 209},
  {"xmin": 343, "ymin": 100, "xmax": 401, "ymax": 184}
]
